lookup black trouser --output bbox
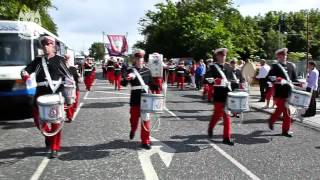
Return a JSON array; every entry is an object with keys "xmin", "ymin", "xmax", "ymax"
[
  {"xmin": 259, "ymin": 78, "xmax": 268, "ymax": 101},
  {"xmin": 305, "ymin": 87, "xmax": 317, "ymax": 116},
  {"xmin": 195, "ymin": 75, "xmax": 204, "ymax": 90}
]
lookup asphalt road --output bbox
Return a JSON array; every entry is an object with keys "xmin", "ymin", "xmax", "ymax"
[{"xmin": 1, "ymin": 71, "xmax": 320, "ymax": 180}]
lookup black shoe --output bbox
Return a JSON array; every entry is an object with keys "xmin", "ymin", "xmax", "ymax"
[
  {"xmin": 282, "ymin": 132, "xmax": 293, "ymax": 138},
  {"xmin": 236, "ymin": 114, "xmax": 240, "ymax": 118},
  {"xmin": 129, "ymin": 131, "xmax": 135, "ymax": 140},
  {"xmin": 268, "ymin": 121, "xmax": 274, "ymax": 131},
  {"xmin": 50, "ymin": 150, "xmax": 58, "ymax": 159},
  {"xmin": 208, "ymin": 128, "xmax": 213, "ymax": 138},
  {"xmin": 222, "ymin": 139, "xmax": 235, "ymax": 146},
  {"xmin": 302, "ymin": 113, "xmax": 315, "ymax": 118},
  {"xmin": 141, "ymin": 144, "xmax": 151, "ymax": 150}
]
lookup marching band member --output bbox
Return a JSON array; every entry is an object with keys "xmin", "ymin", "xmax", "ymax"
[
  {"xmin": 21, "ymin": 35, "xmax": 72, "ymax": 158},
  {"xmin": 176, "ymin": 61, "xmax": 188, "ymax": 90},
  {"xmin": 83, "ymin": 58, "xmax": 94, "ymax": 91},
  {"xmin": 168, "ymin": 60, "xmax": 176, "ymax": 86},
  {"xmin": 207, "ymin": 48, "xmax": 234, "ymax": 145},
  {"xmin": 64, "ymin": 54, "xmax": 81, "ymax": 122},
  {"xmin": 203, "ymin": 59, "xmax": 214, "ymax": 102},
  {"xmin": 114, "ymin": 60, "xmax": 122, "ymax": 91},
  {"xmin": 267, "ymin": 48, "xmax": 298, "ymax": 137},
  {"xmin": 106, "ymin": 59, "xmax": 115, "ymax": 84},
  {"xmin": 230, "ymin": 59, "xmax": 245, "ymax": 118},
  {"xmin": 122, "ymin": 49, "xmax": 153, "ymax": 150},
  {"xmin": 150, "ymin": 53, "xmax": 167, "ymax": 94}
]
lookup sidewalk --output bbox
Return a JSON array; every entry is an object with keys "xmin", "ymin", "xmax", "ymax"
[{"xmin": 249, "ymin": 86, "xmax": 320, "ymax": 129}]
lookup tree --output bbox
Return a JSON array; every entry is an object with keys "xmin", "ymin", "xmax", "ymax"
[
  {"xmin": 0, "ymin": 0, "xmax": 58, "ymax": 35},
  {"xmin": 89, "ymin": 42, "xmax": 105, "ymax": 61}
]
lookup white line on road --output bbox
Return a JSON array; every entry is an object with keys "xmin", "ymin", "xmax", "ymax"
[
  {"xmin": 138, "ymin": 137, "xmax": 175, "ymax": 180},
  {"xmin": 164, "ymin": 107, "xmax": 180, "ymax": 120},
  {"xmin": 208, "ymin": 143, "xmax": 261, "ymax": 180},
  {"xmin": 83, "ymin": 91, "xmax": 89, "ymax": 99},
  {"xmin": 30, "ymin": 101, "xmax": 85, "ymax": 180},
  {"xmin": 93, "ymin": 90, "xmax": 130, "ymax": 96},
  {"xmin": 84, "ymin": 97, "xmax": 130, "ymax": 100},
  {"xmin": 164, "ymin": 106, "xmax": 261, "ymax": 180},
  {"xmin": 29, "ymin": 157, "xmax": 50, "ymax": 180}
]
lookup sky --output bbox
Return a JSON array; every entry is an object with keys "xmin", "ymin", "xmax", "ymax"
[{"xmin": 49, "ymin": 0, "xmax": 320, "ymax": 54}]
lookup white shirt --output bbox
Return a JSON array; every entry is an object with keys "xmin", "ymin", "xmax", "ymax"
[
  {"xmin": 256, "ymin": 64, "xmax": 270, "ymax": 79},
  {"xmin": 307, "ymin": 68, "xmax": 319, "ymax": 90}
]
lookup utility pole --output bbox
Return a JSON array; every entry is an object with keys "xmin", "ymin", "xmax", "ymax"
[{"xmin": 306, "ymin": 12, "xmax": 310, "ymax": 75}]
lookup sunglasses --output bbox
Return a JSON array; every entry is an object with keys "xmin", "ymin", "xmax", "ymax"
[{"xmin": 41, "ymin": 41, "xmax": 54, "ymax": 47}]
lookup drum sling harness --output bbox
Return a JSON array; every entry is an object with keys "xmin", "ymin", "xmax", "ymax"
[
  {"xmin": 41, "ymin": 57, "xmax": 62, "ymax": 93},
  {"xmin": 213, "ymin": 63, "xmax": 232, "ymax": 91}
]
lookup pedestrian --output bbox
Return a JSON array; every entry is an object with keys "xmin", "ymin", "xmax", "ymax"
[
  {"xmin": 256, "ymin": 59, "xmax": 270, "ymax": 102},
  {"xmin": 176, "ymin": 61, "xmax": 188, "ymax": 90},
  {"xmin": 207, "ymin": 48, "xmax": 234, "ymax": 146},
  {"xmin": 195, "ymin": 60, "xmax": 206, "ymax": 90},
  {"xmin": 267, "ymin": 48, "xmax": 298, "ymax": 137},
  {"xmin": 302, "ymin": 61, "xmax": 319, "ymax": 117},
  {"xmin": 20, "ymin": 35, "xmax": 73, "ymax": 158},
  {"xmin": 122, "ymin": 49, "xmax": 153, "ymax": 150},
  {"xmin": 64, "ymin": 54, "xmax": 81, "ymax": 122}
]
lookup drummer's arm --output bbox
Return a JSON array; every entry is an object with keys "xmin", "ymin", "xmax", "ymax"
[{"xmin": 21, "ymin": 58, "xmax": 38, "ymax": 80}]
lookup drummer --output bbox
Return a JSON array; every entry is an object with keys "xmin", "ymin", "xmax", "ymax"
[
  {"xmin": 230, "ymin": 59, "xmax": 245, "ymax": 118},
  {"xmin": 207, "ymin": 48, "xmax": 235, "ymax": 145},
  {"xmin": 122, "ymin": 49, "xmax": 154, "ymax": 150},
  {"xmin": 21, "ymin": 35, "xmax": 72, "ymax": 158},
  {"xmin": 203, "ymin": 58, "xmax": 214, "ymax": 102},
  {"xmin": 176, "ymin": 61, "xmax": 188, "ymax": 90},
  {"xmin": 267, "ymin": 48, "xmax": 298, "ymax": 137},
  {"xmin": 64, "ymin": 54, "xmax": 81, "ymax": 122},
  {"xmin": 83, "ymin": 57, "xmax": 94, "ymax": 91}
]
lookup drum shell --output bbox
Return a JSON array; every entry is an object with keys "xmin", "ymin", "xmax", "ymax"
[
  {"xmin": 227, "ymin": 92, "xmax": 249, "ymax": 113},
  {"xmin": 37, "ymin": 95, "xmax": 65, "ymax": 123},
  {"xmin": 288, "ymin": 90, "xmax": 312, "ymax": 108},
  {"xmin": 63, "ymin": 84, "xmax": 76, "ymax": 105},
  {"xmin": 141, "ymin": 93, "xmax": 165, "ymax": 113}
]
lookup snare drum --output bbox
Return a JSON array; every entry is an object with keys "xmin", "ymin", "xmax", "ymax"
[
  {"xmin": 288, "ymin": 89, "xmax": 311, "ymax": 108},
  {"xmin": 37, "ymin": 94, "xmax": 65, "ymax": 123},
  {"xmin": 227, "ymin": 91, "xmax": 249, "ymax": 113},
  {"xmin": 141, "ymin": 93, "xmax": 165, "ymax": 113},
  {"xmin": 63, "ymin": 84, "xmax": 76, "ymax": 105}
]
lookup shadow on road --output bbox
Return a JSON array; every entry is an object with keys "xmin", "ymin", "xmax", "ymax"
[
  {"xmin": 82, "ymin": 102, "xmax": 127, "ymax": 109},
  {"xmin": 0, "ymin": 121, "xmax": 34, "ymax": 130}
]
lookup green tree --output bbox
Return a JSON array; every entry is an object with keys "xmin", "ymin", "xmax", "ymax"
[
  {"xmin": 89, "ymin": 42, "xmax": 105, "ymax": 61},
  {"xmin": 0, "ymin": 0, "xmax": 58, "ymax": 35}
]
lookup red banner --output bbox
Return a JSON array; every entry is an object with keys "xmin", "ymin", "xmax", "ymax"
[{"xmin": 107, "ymin": 35, "xmax": 128, "ymax": 56}]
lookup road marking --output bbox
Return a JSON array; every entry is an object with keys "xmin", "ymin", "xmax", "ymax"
[
  {"xmin": 83, "ymin": 91, "xmax": 89, "ymax": 99},
  {"xmin": 93, "ymin": 90, "xmax": 130, "ymax": 96},
  {"xmin": 71, "ymin": 102, "xmax": 84, "ymax": 121},
  {"xmin": 165, "ymin": 105, "xmax": 260, "ymax": 180},
  {"xmin": 94, "ymin": 86, "xmax": 128, "ymax": 90},
  {"xmin": 208, "ymin": 143, "xmax": 261, "ymax": 180},
  {"xmin": 84, "ymin": 97, "xmax": 130, "ymax": 100},
  {"xmin": 29, "ymin": 157, "xmax": 50, "ymax": 180},
  {"xmin": 164, "ymin": 107, "xmax": 181, "ymax": 120},
  {"xmin": 30, "ymin": 102, "xmax": 85, "ymax": 180},
  {"xmin": 138, "ymin": 137, "xmax": 175, "ymax": 180}
]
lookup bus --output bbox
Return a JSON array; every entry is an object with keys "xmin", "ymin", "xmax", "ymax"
[{"xmin": 0, "ymin": 20, "xmax": 72, "ymax": 117}]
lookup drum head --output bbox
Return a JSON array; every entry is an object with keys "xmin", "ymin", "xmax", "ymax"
[
  {"xmin": 241, "ymin": 62, "xmax": 256, "ymax": 84},
  {"xmin": 292, "ymin": 89, "xmax": 311, "ymax": 96},
  {"xmin": 37, "ymin": 94, "xmax": 61, "ymax": 105},
  {"xmin": 228, "ymin": 91, "xmax": 249, "ymax": 97}
]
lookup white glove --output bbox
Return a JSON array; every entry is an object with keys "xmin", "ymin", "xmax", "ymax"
[
  {"xmin": 127, "ymin": 73, "xmax": 136, "ymax": 80},
  {"xmin": 280, "ymin": 79, "xmax": 287, "ymax": 85}
]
